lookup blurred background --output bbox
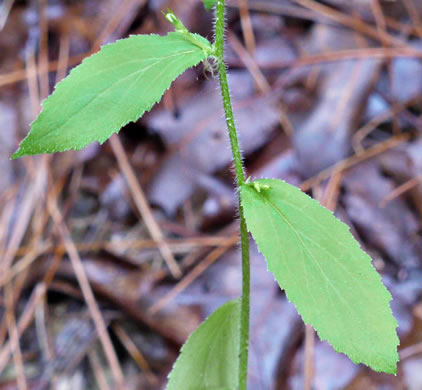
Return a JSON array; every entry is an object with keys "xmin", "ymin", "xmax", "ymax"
[{"xmin": 1, "ymin": 0, "xmax": 422, "ymax": 389}]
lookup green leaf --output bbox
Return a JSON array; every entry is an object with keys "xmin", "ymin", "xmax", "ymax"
[
  {"xmin": 167, "ymin": 299, "xmax": 241, "ymax": 390},
  {"xmin": 12, "ymin": 32, "xmax": 212, "ymax": 159},
  {"xmin": 203, "ymin": 0, "xmax": 217, "ymax": 10},
  {"xmin": 240, "ymin": 179, "xmax": 399, "ymax": 374}
]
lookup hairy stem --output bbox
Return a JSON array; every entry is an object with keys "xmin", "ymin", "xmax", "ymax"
[{"xmin": 215, "ymin": 1, "xmax": 250, "ymax": 388}]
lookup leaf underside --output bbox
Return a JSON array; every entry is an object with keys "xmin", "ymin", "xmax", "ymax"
[
  {"xmin": 240, "ymin": 179, "xmax": 399, "ymax": 374},
  {"xmin": 166, "ymin": 299, "xmax": 241, "ymax": 390},
  {"xmin": 12, "ymin": 32, "xmax": 211, "ymax": 159}
]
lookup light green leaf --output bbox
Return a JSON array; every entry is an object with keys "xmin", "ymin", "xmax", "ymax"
[
  {"xmin": 167, "ymin": 299, "xmax": 240, "ymax": 390},
  {"xmin": 240, "ymin": 179, "xmax": 399, "ymax": 374},
  {"xmin": 203, "ymin": 0, "xmax": 217, "ymax": 10},
  {"xmin": 12, "ymin": 32, "xmax": 212, "ymax": 159}
]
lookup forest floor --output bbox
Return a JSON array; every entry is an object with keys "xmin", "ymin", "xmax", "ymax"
[{"xmin": 1, "ymin": 0, "xmax": 422, "ymax": 389}]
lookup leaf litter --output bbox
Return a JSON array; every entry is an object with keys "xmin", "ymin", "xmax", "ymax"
[{"xmin": 1, "ymin": 0, "xmax": 422, "ymax": 388}]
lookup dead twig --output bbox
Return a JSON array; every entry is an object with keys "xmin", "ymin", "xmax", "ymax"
[
  {"xmin": 93, "ymin": 0, "xmax": 147, "ymax": 50},
  {"xmin": 380, "ymin": 174, "xmax": 422, "ymax": 208},
  {"xmin": 0, "ymin": 245, "xmax": 47, "ymax": 289},
  {"xmin": 55, "ymin": 33, "xmax": 71, "ymax": 84},
  {"xmin": 39, "ymin": 0, "xmax": 49, "ymax": 101},
  {"xmin": 403, "ymin": 0, "xmax": 422, "ymax": 39},
  {"xmin": 5, "ymin": 283, "xmax": 27, "ymax": 390},
  {"xmin": 238, "ymin": 0, "xmax": 256, "ymax": 54},
  {"xmin": 0, "ymin": 0, "xmax": 14, "ymax": 30},
  {"xmin": 148, "ymin": 233, "xmax": 239, "ymax": 315},
  {"xmin": 400, "ymin": 341, "xmax": 422, "ymax": 361},
  {"xmin": 0, "ymin": 283, "xmax": 47, "ymax": 374},
  {"xmin": 304, "ymin": 324, "xmax": 314, "ymax": 390},
  {"xmin": 113, "ymin": 323, "xmax": 158, "ymax": 386},
  {"xmin": 47, "ymin": 195, "xmax": 126, "ymax": 390},
  {"xmin": 293, "ymin": 0, "xmax": 405, "ymax": 47},
  {"xmin": 0, "ymin": 169, "xmax": 46, "ymax": 275},
  {"xmin": 5, "ymin": 235, "xmax": 236, "ymax": 259},
  {"xmin": 227, "ymin": 30, "xmax": 270, "ymax": 94},
  {"xmin": 264, "ymin": 47, "xmax": 422, "ymax": 72},
  {"xmin": 88, "ymin": 349, "xmax": 112, "ymax": 390},
  {"xmin": 110, "ymin": 135, "xmax": 182, "ymax": 278},
  {"xmin": 227, "ymin": 29, "xmax": 296, "ymax": 136},
  {"xmin": 301, "ymin": 134, "xmax": 410, "ymax": 191}
]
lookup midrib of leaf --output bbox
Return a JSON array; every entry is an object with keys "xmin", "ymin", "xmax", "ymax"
[
  {"xmin": 273, "ymin": 196, "xmax": 351, "ymax": 252},
  {"xmin": 85, "ymin": 42, "xmax": 203, "ymax": 75},
  {"xmin": 252, "ymin": 191, "xmax": 354, "ymax": 358},
  {"xmin": 37, "ymin": 49, "xmax": 196, "ymax": 144},
  {"xmin": 260, "ymin": 191, "xmax": 369, "ymax": 286},
  {"xmin": 254, "ymin": 191, "xmax": 364, "ymax": 329},
  {"xmin": 277, "ymin": 195, "xmax": 379, "ymax": 299},
  {"xmin": 257, "ymin": 192, "xmax": 335, "ymax": 284},
  {"xmin": 70, "ymin": 56, "xmax": 171, "ymax": 82},
  {"xmin": 258, "ymin": 193, "xmax": 323, "ymax": 324}
]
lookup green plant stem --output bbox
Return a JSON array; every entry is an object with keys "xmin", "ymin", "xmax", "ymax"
[{"xmin": 215, "ymin": 1, "xmax": 250, "ymax": 388}]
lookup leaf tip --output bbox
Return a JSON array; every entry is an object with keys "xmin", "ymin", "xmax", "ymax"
[
  {"xmin": 389, "ymin": 365, "xmax": 398, "ymax": 376},
  {"xmin": 373, "ymin": 354, "xmax": 399, "ymax": 375},
  {"xmin": 11, "ymin": 148, "xmax": 23, "ymax": 160}
]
